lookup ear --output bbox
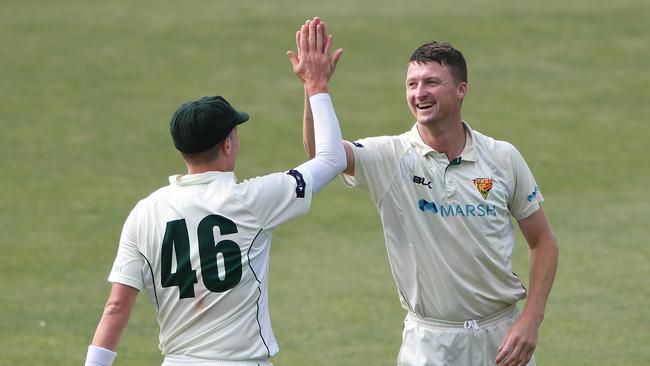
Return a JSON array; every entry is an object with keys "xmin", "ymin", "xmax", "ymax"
[
  {"xmin": 457, "ymin": 81, "xmax": 468, "ymax": 100},
  {"xmin": 222, "ymin": 136, "xmax": 232, "ymax": 155}
]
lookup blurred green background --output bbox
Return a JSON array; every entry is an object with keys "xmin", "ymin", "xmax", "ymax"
[{"xmin": 1, "ymin": 0, "xmax": 648, "ymax": 365}]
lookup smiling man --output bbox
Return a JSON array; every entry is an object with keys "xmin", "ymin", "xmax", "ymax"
[{"xmin": 303, "ymin": 41, "xmax": 559, "ymax": 366}]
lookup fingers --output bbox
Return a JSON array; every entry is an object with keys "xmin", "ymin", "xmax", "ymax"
[
  {"xmin": 295, "ymin": 30, "xmax": 301, "ymax": 56},
  {"xmin": 300, "ymin": 23, "xmax": 308, "ymax": 54},
  {"xmin": 496, "ymin": 339, "xmax": 535, "ymax": 366},
  {"xmin": 299, "ymin": 19, "xmax": 319, "ymax": 53},
  {"xmin": 308, "ymin": 19, "xmax": 316, "ymax": 52},
  {"xmin": 320, "ymin": 21, "xmax": 329, "ymax": 52},
  {"xmin": 316, "ymin": 23, "xmax": 323, "ymax": 53},
  {"xmin": 294, "ymin": 17, "xmax": 341, "ymax": 78},
  {"xmin": 331, "ymin": 48, "xmax": 344, "ymax": 70},
  {"xmin": 324, "ymin": 34, "xmax": 333, "ymax": 55},
  {"xmin": 496, "ymin": 333, "xmax": 514, "ymax": 365},
  {"xmin": 496, "ymin": 343, "xmax": 512, "ymax": 364},
  {"xmin": 503, "ymin": 346, "xmax": 522, "ymax": 366},
  {"xmin": 287, "ymin": 51, "xmax": 298, "ymax": 68},
  {"xmin": 297, "ymin": 17, "xmax": 335, "ymax": 55}
]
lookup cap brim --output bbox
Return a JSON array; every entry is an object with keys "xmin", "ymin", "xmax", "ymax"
[{"xmin": 234, "ymin": 111, "xmax": 249, "ymax": 124}]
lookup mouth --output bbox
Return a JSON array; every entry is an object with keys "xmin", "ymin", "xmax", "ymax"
[{"xmin": 416, "ymin": 102, "xmax": 434, "ymax": 110}]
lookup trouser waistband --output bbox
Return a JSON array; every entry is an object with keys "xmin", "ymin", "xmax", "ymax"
[
  {"xmin": 162, "ymin": 355, "xmax": 272, "ymax": 366},
  {"xmin": 406, "ymin": 304, "xmax": 517, "ymax": 330}
]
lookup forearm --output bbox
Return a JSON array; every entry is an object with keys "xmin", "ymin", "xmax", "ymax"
[
  {"xmin": 91, "ymin": 300, "xmax": 134, "ymax": 350},
  {"xmin": 85, "ymin": 286, "xmax": 137, "ymax": 366},
  {"xmin": 87, "ymin": 283, "xmax": 138, "ymax": 365},
  {"xmin": 303, "ymin": 88, "xmax": 316, "ymax": 159},
  {"xmin": 522, "ymin": 235, "xmax": 558, "ymax": 323}
]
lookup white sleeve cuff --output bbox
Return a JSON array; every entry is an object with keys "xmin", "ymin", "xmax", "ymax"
[
  {"xmin": 308, "ymin": 92, "xmax": 331, "ymax": 104},
  {"xmin": 85, "ymin": 345, "xmax": 117, "ymax": 366}
]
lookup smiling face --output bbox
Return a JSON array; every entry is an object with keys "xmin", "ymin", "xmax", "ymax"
[{"xmin": 406, "ymin": 61, "xmax": 467, "ymax": 127}]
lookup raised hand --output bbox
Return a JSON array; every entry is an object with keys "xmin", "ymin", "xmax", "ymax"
[{"xmin": 287, "ymin": 17, "xmax": 343, "ymax": 95}]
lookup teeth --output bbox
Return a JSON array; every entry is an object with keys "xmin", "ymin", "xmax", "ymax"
[{"xmin": 417, "ymin": 103, "xmax": 433, "ymax": 109}]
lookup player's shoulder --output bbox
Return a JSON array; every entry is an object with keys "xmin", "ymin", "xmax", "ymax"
[
  {"xmin": 238, "ymin": 171, "xmax": 288, "ymax": 186},
  {"xmin": 236, "ymin": 171, "xmax": 305, "ymax": 196},
  {"xmin": 471, "ymin": 128, "xmax": 521, "ymax": 159},
  {"xmin": 472, "ymin": 126, "xmax": 523, "ymax": 168},
  {"xmin": 350, "ymin": 131, "xmax": 411, "ymax": 153},
  {"xmin": 128, "ymin": 184, "xmax": 172, "ymax": 215}
]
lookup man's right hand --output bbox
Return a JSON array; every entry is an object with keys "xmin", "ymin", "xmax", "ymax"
[{"xmin": 287, "ymin": 17, "xmax": 343, "ymax": 96}]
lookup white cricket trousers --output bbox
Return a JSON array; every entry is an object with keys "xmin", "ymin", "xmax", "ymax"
[
  {"xmin": 397, "ymin": 305, "xmax": 536, "ymax": 366},
  {"xmin": 162, "ymin": 355, "xmax": 272, "ymax": 366}
]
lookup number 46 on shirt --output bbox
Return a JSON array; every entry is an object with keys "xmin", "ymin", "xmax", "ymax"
[{"xmin": 161, "ymin": 215, "xmax": 243, "ymax": 299}]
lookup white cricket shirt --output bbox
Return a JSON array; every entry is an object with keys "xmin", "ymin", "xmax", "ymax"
[
  {"xmin": 342, "ymin": 122, "xmax": 543, "ymax": 321},
  {"xmin": 108, "ymin": 170, "xmax": 312, "ymax": 361}
]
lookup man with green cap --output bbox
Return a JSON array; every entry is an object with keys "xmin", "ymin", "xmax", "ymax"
[{"xmin": 85, "ymin": 18, "xmax": 344, "ymax": 366}]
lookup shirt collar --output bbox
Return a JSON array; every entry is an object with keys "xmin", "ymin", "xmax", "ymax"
[
  {"xmin": 407, "ymin": 121, "xmax": 477, "ymax": 162},
  {"xmin": 169, "ymin": 171, "xmax": 236, "ymax": 186}
]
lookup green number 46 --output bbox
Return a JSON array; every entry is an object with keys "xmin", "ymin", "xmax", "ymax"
[{"xmin": 161, "ymin": 215, "xmax": 243, "ymax": 299}]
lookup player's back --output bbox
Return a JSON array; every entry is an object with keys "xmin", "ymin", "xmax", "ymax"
[{"xmin": 110, "ymin": 170, "xmax": 312, "ymax": 360}]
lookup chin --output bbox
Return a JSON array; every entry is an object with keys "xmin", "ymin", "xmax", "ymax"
[{"xmin": 416, "ymin": 117, "xmax": 436, "ymax": 126}]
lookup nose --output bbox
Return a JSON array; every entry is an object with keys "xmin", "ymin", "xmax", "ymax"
[{"xmin": 414, "ymin": 83, "xmax": 428, "ymax": 100}]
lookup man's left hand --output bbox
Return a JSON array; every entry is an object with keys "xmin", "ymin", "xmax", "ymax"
[{"xmin": 495, "ymin": 312, "xmax": 541, "ymax": 366}]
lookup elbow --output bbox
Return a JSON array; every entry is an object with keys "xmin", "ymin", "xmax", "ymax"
[
  {"xmin": 313, "ymin": 145, "xmax": 347, "ymax": 174},
  {"xmin": 548, "ymin": 231, "xmax": 559, "ymax": 255},
  {"xmin": 329, "ymin": 144, "xmax": 347, "ymax": 173},
  {"xmin": 333, "ymin": 148, "xmax": 347, "ymax": 173},
  {"xmin": 103, "ymin": 298, "xmax": 131, "ymax": 318}
]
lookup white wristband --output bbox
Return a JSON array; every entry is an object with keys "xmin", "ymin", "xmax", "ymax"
[{"xmin": 85, "ymin": 345, "xmax": 117, "ymax": 366}]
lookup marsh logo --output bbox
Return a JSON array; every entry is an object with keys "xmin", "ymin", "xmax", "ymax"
[
  {"xmin": 418, "ymin": 199, "xmax": 438, "ymax": 213},
  {"xmin": 527, "ymin": 186, "xmax": 540, "ymax": 202},
  {"xmin": 418, "ymin": 199, "xmax": 496, "ymax": 217}
]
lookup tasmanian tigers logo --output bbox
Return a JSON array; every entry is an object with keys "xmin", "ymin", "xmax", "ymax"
[{"xmin": 472, "ymin": 178, "xmax": 493, "ymax": 200}]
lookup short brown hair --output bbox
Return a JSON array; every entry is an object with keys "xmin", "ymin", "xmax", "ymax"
[
  {"xmin": 181, "ymin": 142, "xmax": 222, "ymax": 165},
  {"xmin": 409, "ymin": 41, "xmax": 467, "ymax": 84}
]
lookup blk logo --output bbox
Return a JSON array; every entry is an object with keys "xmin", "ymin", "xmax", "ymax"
[{"xmin": 413, "ymin": 175, "xmax": 432, "ymax": 189}]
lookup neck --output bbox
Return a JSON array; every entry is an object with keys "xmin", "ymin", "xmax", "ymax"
[
  {"xmin": 186, "ymin": 161, "xmax": 232, "ymax": 175},
  {"xmin": 416, "ymin": 120, "xmax": 466, "ymax": 160}
]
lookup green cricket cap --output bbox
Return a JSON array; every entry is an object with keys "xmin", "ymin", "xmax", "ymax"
[{"xmin": 170, "ymin": 95, "xmax": 249, "ymax": 154}]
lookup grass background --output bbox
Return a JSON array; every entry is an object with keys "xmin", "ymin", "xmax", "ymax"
[{"xmin": 1, "ymin": 0, "xmax": 648, "ymax": 365}]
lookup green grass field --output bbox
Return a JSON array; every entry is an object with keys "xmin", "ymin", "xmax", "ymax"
[{"xmin": 2, "ymin": 0, "xmax": 649, "ymax": 365}]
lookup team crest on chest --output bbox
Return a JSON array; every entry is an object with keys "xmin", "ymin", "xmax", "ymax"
[{"xmin": 472, "ymin": 178, "xmax": 493, "ymax": 200}]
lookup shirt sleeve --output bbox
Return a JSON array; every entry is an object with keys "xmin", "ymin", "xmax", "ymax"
[
  {"xmin": 505, "ymin": 143, "xmax": 544, "ymax": 221},
  {"xmin": 107, "ymin": 207, "xmax": 145, "ymax": 291},
  {"xmin": 294, "ymin": 93, "xmax": 346, "ymax": 194},
  {"xmin": 340, "ymin": 136, "xmax": 400, "ymax": 204},
  {"xmin": 242, "ymin": 170, "xmax": 314, "ymax": 230}
]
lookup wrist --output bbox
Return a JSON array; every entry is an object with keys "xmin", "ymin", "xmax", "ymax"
[
  {"xmin": 85, "ymin": 345, "xmax": 117, "ymax": 366},
  {"xmin": 304, "ymin": 82, "xmax": 329, "ymax": 96},
  {"xmin": 521, "ymin": 306, "xmax": 545, "ymax": 325}
]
